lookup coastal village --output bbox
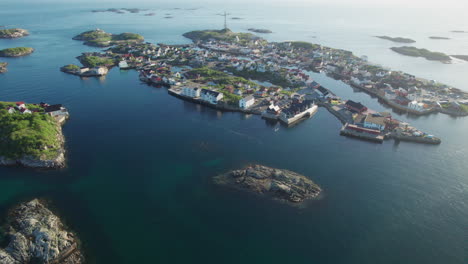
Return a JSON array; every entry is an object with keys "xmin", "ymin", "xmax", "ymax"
[{"xmin": 58, "ymin": 28, "xmax": 455, "ymax": 144}]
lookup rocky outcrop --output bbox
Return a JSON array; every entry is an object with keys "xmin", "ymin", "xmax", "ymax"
[
  {"xmin": 0, "ymin": 199, "xmax": 84, "ymax": 264},
  {"xmin": 0, "ymin": 62, "xmax": 7, "ymax": 73},
  {"xmin": 0, "ymin": 29, "xmax": 29, "ymax": 39},
  {"xmin": 214, "ymin": 164, "xmax": 322, "ymax": 204},
  {"xmin": 0, "ymin": 122, "xmax": 67, "ymax": 169}
]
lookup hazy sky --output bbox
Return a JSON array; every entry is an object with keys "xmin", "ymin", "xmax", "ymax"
[{"xmin": 5, "ymin": 0, "xmax": 468, "ymax": 8}]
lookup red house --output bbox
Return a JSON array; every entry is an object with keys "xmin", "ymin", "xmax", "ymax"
[{"xmin": 345, "ymin": 100, "xmax": 367, "ymax": 113}]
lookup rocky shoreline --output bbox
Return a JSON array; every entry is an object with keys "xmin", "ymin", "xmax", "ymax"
[
  {"xmin": 0, "ymin": 28, "xmax": 29, "ymax": 39},
  {"xmin": 214, "ymin": 164, "xmax": 322, "ymax": 204},
  {"xmin": 0, "ymin": 199, "xmax": 84, "ymax": 264},
  {"xmin": 0, "ymin": 125, "xmax": 66, "ymax": 169}
]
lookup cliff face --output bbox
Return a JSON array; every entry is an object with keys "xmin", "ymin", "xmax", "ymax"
[
  {"xmin": 214, "ymin": 164, "xmax": 322, "ymax": 204},
  {"xmin": 0, "ymin": 199, "xmax": 84, "ymax": 264}
]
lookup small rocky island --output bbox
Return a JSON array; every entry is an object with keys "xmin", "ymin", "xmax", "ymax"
[
  {"xmin": 0, "ymin": 47, "xmax": 34, "ymax": 57},
  {"xmin": 451, "ymin": 30, "xmax": 467, "ymax": 33},
  {"xmin": 452, "ymin": 55, "xmax": 468, "ymax": 62},
  {"xmin": 72, "ymin": 29, "xmax": 144, "ymax": 47},
  {"xmin": 429, "ymin": 36, "xmax": 450, "ymax": 40},
  {"xmin": 0, "ymin": 28, "xmax": 29, "ymax": 39},
  {"xmin": 0, "ymin": 62, "xmax": 7, "ymax": 73},
  {"xmin": 214, "ymin": 165, "xmax": 322, "ymax": 204},
  {"xmin": 0, "ymin": 199, "xmax": 84, "ymax": 264},
  {"xmin": 376, "ymin": 36, "xmax": 416, "ymax": 43},
  {"xmin": 91, "ymin": 8, "xmax": 146, "ymax": 14},
  {"xmin": 248, "ymin": 28, "xmax": 273, "ymax": 34},
  {"xmin": 0, "ymin": 101, "xmax": 69, "ymax": 168},
  {"xmin": 390, "ymin": 46, "xmax": 451, "ymax": 63}
]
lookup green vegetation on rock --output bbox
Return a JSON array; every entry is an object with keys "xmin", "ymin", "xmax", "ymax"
[
  {"xmin": 0, "ymin": 47, "xmax": 34, "ymax": 57},
  {"xmin": 79, "ymin": 56, "xmax": 115, "ymax": 68},
  {"xmin": 289, "ymin": 41, "xmax": 321, "ymax": 50},
  {"xmin": 187, "ymin": 67, "xmax": 257, "ymax": 87},
  {"xmin": 390, "ymin": 46, "xmax": 451, "ymax": 62},
  {"xmin": 0, "ymin": 28, "xmax": 29, "ymax": 38},
  {"xmin": 0, "ymin": 102, "xmax": 62, "ymax": 159},
  {"xmin": 61, "ymin": 64, "xmax": 80, "ymax": 71},
  {"xmin": 73, "ymin": 29, "xmax": 144, "ymax": 47},
  {"xmin": 183, "ymin": 28, "xmax": 265, "ymax": 45}
]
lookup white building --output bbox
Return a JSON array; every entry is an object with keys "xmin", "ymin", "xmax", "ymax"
[
  {"xmin": 408, "ymin": 100, "xmax": 425, "ymax": 112},
  {"xmin": 201, "ymin": 89, "xmax": 224, "ymax": 104},
  {"xmin": 90, "ymin": 67, "xmax": 108, "ymax": 76},
  {"xmin": 182, "ymin": 87, "xmax": 201, "ymax": 98},
  {"xmin": 118, "ymin": 61, "xmax": 129, "ymax": 69},
  {"xmin": 239, "ymin": 95, "xmax": 255, "ymax": 109}
]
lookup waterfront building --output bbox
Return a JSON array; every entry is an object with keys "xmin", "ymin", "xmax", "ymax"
[
  {"xmin": 201, "ymin": 89, "xmax": 224, "ymax": 104},
  {"xmin": 44, "ymin": 104, "xmax": 69, "ymax": 118},
  {"xmin": 239, "ymin": 95, "xmax": 255, "ymax": 109},
  {"xmin": 182, "ymin": 87, "xmax": 201, "ymax": 98},
  {"xmin": 363, "ymin": 114, "xmax": 386, "ymax": 131},
  {"xmin": 345, "ymin": 100, "xmax": 367, "ymax": 113}
]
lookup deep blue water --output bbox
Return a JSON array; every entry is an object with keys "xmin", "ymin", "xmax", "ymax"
[{"xmin": 0, "ymin": 2, "xmax": 467, "ymax": 264}]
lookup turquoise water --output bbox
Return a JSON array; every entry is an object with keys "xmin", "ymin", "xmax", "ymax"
[{"xmin": 0, "ymin": 2, "xmax": 467, "ymax": 263}]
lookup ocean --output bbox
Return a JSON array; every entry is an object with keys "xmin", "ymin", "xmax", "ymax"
[{"xmin": 0, "ymin": 1, "xmax": 467, "ymax": 263}]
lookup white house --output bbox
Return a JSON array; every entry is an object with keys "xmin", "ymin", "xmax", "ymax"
[
  {"xmin": 118, "ymin": 61, "xmax": 129, "ymax": 69},
  {"xmin": 7, "ymin": 107, "xmax": 15, "ymax": 114},
  {"xmin": 201, "ymin": 89, "xmax": 224, "ymax": 104},
  {"xmin": 408, "ymin": 100, "xmax": 424, "ymax": 112},
  {"xmin": 239, "ymin": 95, "xmax": 255, "ymax": 109},
  {"xmin": 182, "ymin": 87, "xmax": 201, "ymax": 98},
  {"xmin": 363, "ymin": 114, "xmax": 386, "ymax": 131},
  {"xmin": 16, "ymin": 102, "xmax": 26, "ymax": 109}
]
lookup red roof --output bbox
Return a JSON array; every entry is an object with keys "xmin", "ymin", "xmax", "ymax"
[{"xmin": 16, "ymin": 101, "xmax": 25, "ymax": 105}]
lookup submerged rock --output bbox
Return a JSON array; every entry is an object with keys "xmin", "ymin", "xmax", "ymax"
[
  {"xmin": 214, "ymin": 164, "xmax": 322, "ymax": 204},
  {"xmin": 0, "ymin": 199, "xmax": 84, "ymax": 264}
]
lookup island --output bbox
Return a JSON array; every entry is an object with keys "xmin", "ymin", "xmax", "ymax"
[
  {"xmin": 213, "ymin": 165, "xmax": 322, "ymax": 204},
  {"xmin": 248, "ymin": 28, "xmax": 273, "ymax": 34},
  {"xmin": 0, "ymin": 47, "xmax": 34, "ymax": 57},
  {"xmin": 231, "ymin": 17, "xmax": 243, "ymax": 20},
  {"xmin": 91, "ymin": 8, "xmax": 146, "ymax": 14},
  {"xmin": 451, "ymin": 55, "xmax": 468, "ymax": 62},
  {"xmin": 0, "ymin": 28, "xmax": 29, "ymax": 39},
  {"xmin": 183, "ymin": 28, "xmax": 266, "ymax": 45},
  {"xmin": 72, "ymin": 29, "xmax": 144, "ymax": 47},
  {"xmin": 429, "ymin": 36, "xmax": 450, "ymax": 40},
  {"xmin": 451, "ymin": 30, "xmax": 467, "ymax": 33},
  {"xmin": 0, "ymin": 199, "xmax": 84, "ymax": 264},
  {"xmin": 144, "ymin": 12, "xmax": 156, "ymax": 16},
  {"xmin": 0, "ymin": 101, "xmax": 69, "ymax": 168},
  {"xmin": 390, "ymin": 46, "xmax": 451, "ymax": 63},
  {"xmin": 376, "ymin": 36, "xmax": 416, "ymax": 43},
  {"xmin": 60, "ymin": 52, "xmax": 115, "ymax": 77},
  {"xmin": 0, "ymin": 62, "xmax": 7, "ymax": 73}
]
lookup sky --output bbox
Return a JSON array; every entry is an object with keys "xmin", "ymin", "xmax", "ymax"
[{"xmin": 3, "ymin": 0, "xmax": 468, "ymax": 8}]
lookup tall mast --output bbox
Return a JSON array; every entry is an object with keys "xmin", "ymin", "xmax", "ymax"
[{"xmin": 224, "ymin": 11, "xmax": 227, "ymax": 29}]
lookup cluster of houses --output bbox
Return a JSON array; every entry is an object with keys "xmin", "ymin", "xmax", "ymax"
[{"xmin": 5, "ymin": 102, "xmax": 69, "ymax": 119}]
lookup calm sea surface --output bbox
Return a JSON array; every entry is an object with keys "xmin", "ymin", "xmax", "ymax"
[{"xmin": 0, "ymin": 2, "xmax": 467, "ymax": 263}]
